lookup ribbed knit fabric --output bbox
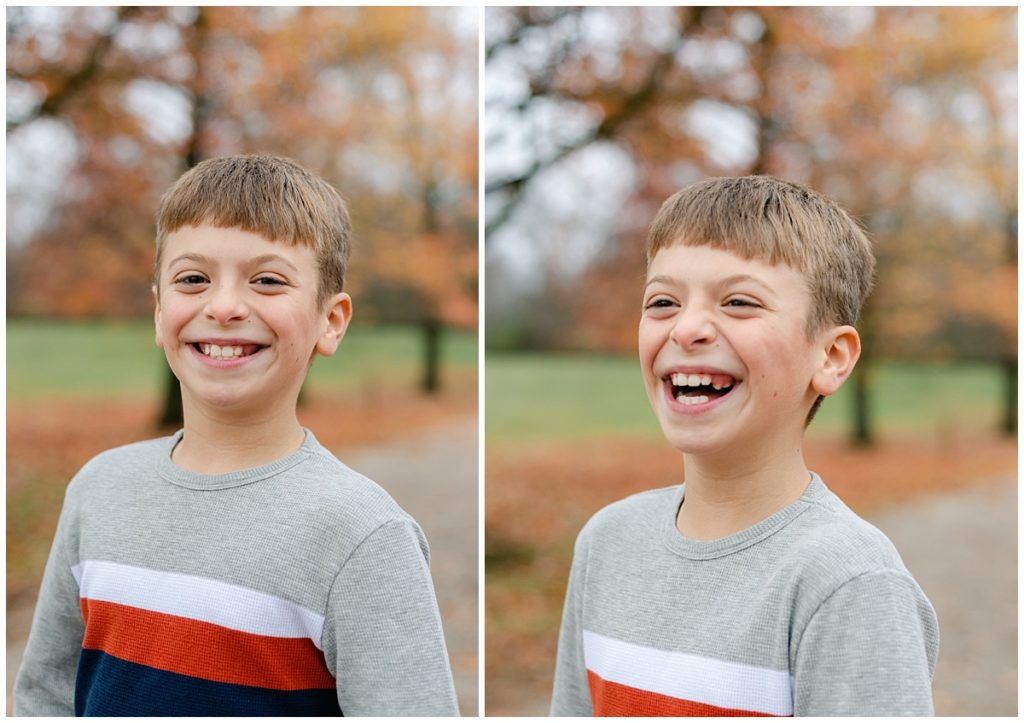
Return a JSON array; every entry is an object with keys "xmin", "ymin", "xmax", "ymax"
[
  {"xmin": 13, "ymin": 429, "xmax": 459, "ymax": 716},
  {"xmin": 550, "ymin": 474, "xmax": 939, "ymax": 717}
]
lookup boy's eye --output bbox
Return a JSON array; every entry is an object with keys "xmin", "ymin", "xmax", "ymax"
[
  {"xmin": 724, "ymin": 298, "xmax": 760, "ymax": 308},
  {"xmin": 253, "ymin": 276, "xmax": 286, "ymax": 287},
  {"xmin": 644, "ymin": 298, "xmax": 676, "ymax": 310},
  {"xmin": 174, "ymin": 274, "xmax": 208, "ymax": 286}
]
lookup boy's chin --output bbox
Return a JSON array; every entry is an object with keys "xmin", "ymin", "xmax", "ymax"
[
  {"xmin": 656, "ymin": 421, "xmax": 731, "ymax": 457},
  {"xmin": 188, "ymin": 393, "xmax": 254, "ymax": 413},
  {"xmin": 181, "ymin": 384, "xmax": 269, "ymax": 414},
  {"xmin": 663, "ymin": 439, "xmax": 725, "ymax": 458}
]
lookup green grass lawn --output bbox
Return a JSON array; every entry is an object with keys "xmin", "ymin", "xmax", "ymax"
[
  {"xmin": 7, "ymin": 319, "xmax": 478, "ymax": 401},
  {"xmin": 486, "ymin": 352, "xmax": 1006, "ymax": 443},
  {"xmin": 7, "ymin": 320, "xmax": 1006, "ymax": 438}
]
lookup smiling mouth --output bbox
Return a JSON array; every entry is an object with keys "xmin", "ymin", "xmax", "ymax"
[
  {"xmin": 667, "ymin": 372, "xmax": 738, "ymax": 406},
  {"xmin": 192, "ymin": 343, "xmax": 265, "ymax": 360}
]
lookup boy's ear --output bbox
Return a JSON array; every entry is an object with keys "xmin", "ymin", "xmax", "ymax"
[
  {"xmin": 811, "ymin": 325, "xmax": 861, "ymax": 397},
  {"xmin": 152, "ymin": 285, "xmax": 164, "ymax": 349},
  {"xmin": 315, "ymin": 292, "xmax": 353, "ymax": 357}
]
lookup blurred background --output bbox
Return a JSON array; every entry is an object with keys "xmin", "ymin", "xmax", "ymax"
[
  {"xmin": 484, "ymin": 6, "xmax": 1016, "ymax": 716},
  {"xmin": 7, "ymin": 6, "xmax": 478, "ymax": 714}
]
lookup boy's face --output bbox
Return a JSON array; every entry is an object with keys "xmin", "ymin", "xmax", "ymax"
[
  {"xmin": 154, "ymin": 225, "xmax": 351, "ymax": 416},
  {"xmin": 639, "ymin": 244, "xmax": 833, "ymax": 461}
]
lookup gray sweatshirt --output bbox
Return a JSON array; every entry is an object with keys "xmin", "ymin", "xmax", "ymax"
[
  {"xmin": 551, "ymin": 474, "xmax": 938, "ymax": 716},
  {"xmin": 14, "ymin": 429, "xmax": 459, "ymax": 716}
]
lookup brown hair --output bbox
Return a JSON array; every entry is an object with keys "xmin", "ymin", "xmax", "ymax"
[
  {"xmin": 646, "ymin": 175, "xmax": 876, "ymax": 423},
  {"xmin": 155, "ymin": 154, "xmax": 351, "ymax": 306}
]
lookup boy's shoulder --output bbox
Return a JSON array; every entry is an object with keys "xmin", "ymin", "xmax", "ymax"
[
  {"xmin": 66, "ymin": 435, "xmax": 176, "ymax": 495},
  {"xmin": 588, "ymin": 484, "xmax": 678, "ymax": 526},
  {"xmin": 574, "ymin": 484, "xmax": 679, "ymax": 550},
  {"xmin": 788, "ymin": 474, "xmax": 909, "ymax": 577},
  {"xmin": 282, "ymin": 432, "xmax": 419, "ymax": 532}
]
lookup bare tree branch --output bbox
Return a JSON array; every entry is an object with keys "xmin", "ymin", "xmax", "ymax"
[
  {"xmin": 485, "ymin": 7, "xmax": 581, "ymax": 64},
  {"xmin": 7, "ymin": 6, "xmax": 143, "ymax": 133},
  {"xmin": 486, "ymin": 15, "xmax": 691, "ymax": 236}
]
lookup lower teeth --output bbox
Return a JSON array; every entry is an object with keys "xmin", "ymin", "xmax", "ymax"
[{"xmin": 677, "ymin": 394, "xmax": 709, "ymax": 406}]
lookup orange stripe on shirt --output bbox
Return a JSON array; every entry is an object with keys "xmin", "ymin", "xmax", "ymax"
[
  {"xmin": 81, "ymin": 598, "xmax": 335, "ymax": 691},
  {"xmin": 587, "ymin": 669, "xmax": 785, "ymax": 717}
]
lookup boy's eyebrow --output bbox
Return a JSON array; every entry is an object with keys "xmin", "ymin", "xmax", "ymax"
[
  {"xmin": 165, "ymin": 252, "xmax": 300, "ymax": 272},
  {"xmin": 719, "ymin": 273, "xmax": 776, "ymax": 293},
  {"xmin": 166, "ymin": 252, "xmax": 209, "ymax": 267},
  {"xmin": 645, "ymin": 273, "xmax": 776, "ymax": 293},
  {"xmin": 249, "ymin": 253, "xmax": 300, "ymax": 272},
  {"xmin": 644, "ymin": 274, "xmax": 676, "ymax": 288}
]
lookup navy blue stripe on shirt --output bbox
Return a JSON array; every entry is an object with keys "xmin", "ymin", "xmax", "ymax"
[{"xmin": 75, "ymin": 648, "xmax": 343, "ymax": 716}]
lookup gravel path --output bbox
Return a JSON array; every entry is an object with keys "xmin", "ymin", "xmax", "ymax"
[
  {"xmin": 870, "ymin": 473, "xmax": 1017, "ymax": 716},
  {"xmin": 340, "ymin": 416, "xmax": 479, "ymax": 716}
]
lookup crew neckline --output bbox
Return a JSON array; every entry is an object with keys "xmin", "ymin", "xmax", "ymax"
[
  {"xmin": 156, "ymin": 428, "xmax": 318, "ymax": 491},
  {"xmin": 661, "ymin": 473, "xmax": 826, "ymax": 560}
]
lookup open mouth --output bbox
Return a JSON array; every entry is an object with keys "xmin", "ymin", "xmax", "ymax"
[
  {"xmin": 667, "ymin": 372, "xmax": 738, "ymax": 406},
  {"xmin": 192, "ymin": 342, "xmax": 264, "ymax": 360}
]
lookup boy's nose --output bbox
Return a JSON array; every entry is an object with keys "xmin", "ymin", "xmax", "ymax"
[
  {"xmin": 204, "ymin": 285, "xmax": 249, "ymax": 324},
  {"xmin": 669, "ymin": 306, "xmax": 717, "ymax": 349}
]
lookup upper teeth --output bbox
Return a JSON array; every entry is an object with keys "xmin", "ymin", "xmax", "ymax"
[
  {"xmin": 670, "ymin": 372, "xmax": 732, "ymax": 390},
  {"xmin": 201, "ymin": 343, "xmax": 244, "ymax": 359}
]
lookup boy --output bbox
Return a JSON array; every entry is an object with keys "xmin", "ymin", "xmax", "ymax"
[
  {"xmin": 550, "ymin": 176, "xmax": 939, "ymax": 716},
  {"xmin": 14, "ymin": 154, "xmax": 460, "ymax": 716}
]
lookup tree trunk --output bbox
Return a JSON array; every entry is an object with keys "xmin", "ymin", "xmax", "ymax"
[
  {"xmin": 1000, "ymin": 356, "xmax": 1016, "ymax": 435},
  {"xmin": 1000, "ymin": 212, "xmax": 1016, "ymax": 436},
  {"xmin": 421, "ymin": 317, "xmax": 442, "ymax": 394},
  {"xmin": 851, "ymin": 363, "xmax": 874, "ymax": 447},
  {"xmin": 158, "ymin": 366, "xmax": 183, "ymax": 429},
  {"xmin": 156, "ymin": 7, "xmax": 209, "ymax": 430}
]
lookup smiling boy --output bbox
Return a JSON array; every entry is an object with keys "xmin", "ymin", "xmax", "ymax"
[
  {"xmin": 550, "ymin": 176, "xmax": 938, "ymax": 716},
  {"xmin": 14, "ymin": 154, "xmax": 459, "ymax": 716}
]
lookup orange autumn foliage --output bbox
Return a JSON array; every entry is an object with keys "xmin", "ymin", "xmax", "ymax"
[{"xmin": 8, "ymin": 7, "xmax": 477, "ymax": 328}]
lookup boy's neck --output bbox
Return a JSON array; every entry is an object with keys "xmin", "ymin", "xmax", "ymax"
[
  {"xmin": 171, "ymin": 401, "xmax": 306, "ymax": 475},
  {"xmin": 676, "ymin": 448, "xmax": 812, "ymax": 542}
]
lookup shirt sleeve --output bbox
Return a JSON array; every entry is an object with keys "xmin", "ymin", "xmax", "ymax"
[
  {"xmin": 13, "ymin": 492, "xmax": 84, "ymax": 716},
  {"xmin": 321, "ymin": 518, "xmax": 459, "ymax": 716},
  {"xmin": 549, "ymin": 529, "xmax": 594, "ymax": 716},
  {"xmin": 792, "ymin": 569, "xmax": 939, "ymax": 716}
]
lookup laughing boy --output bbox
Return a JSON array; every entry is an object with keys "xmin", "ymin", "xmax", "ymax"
[
  {"xmin": 550, "ymin": 176, "xmax": 938, "ymax": 716},
  {"xmin": 14, "ymin": 154, "xmax": 459, "ymax": 716}
]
